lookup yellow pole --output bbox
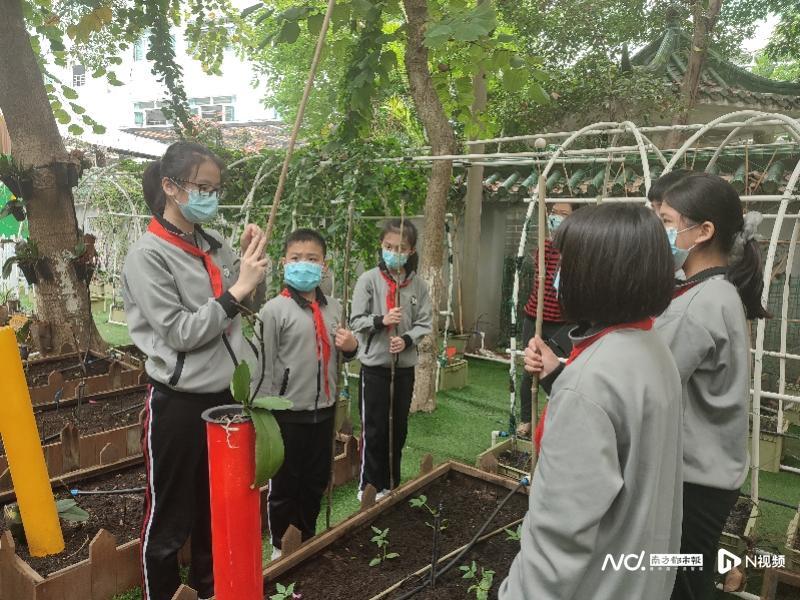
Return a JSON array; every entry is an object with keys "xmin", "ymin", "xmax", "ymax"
[{"xmin": 0, "ymin": 327, "xmax": 64, "ymax": 556}]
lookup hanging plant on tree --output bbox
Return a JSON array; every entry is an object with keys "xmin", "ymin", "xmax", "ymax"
[
  {"xmin": 230, "ymin": 361, "xmax": 292, "ymax": 488},
  {"xmin": 2, "ymin": 239, "xmax": 52, "ymax": 284},
  {"xmin": 0, "ymin": 155, "xmax": 35, "ymax": 200}
]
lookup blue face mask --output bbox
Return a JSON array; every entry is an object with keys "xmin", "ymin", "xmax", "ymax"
[
  {"xmin": 177, "ymin": 189, "xmax": 219, "ymax": 224},
  {"xmin": 552, "ymin": 268, "xmax": 560, "ymax": 294},
  {"xmin": 284, "ymin": 261, "xmax": 323, "ymax": 292},
  {"xmin": 547, "ymin": 214, "xmax": 564, "ymax": 232},
  {"xmin": 382, "ymin": 249, "xmax": 409, "ymax": 270},
  {"xmin": 666, "ymin": 225, "xmax": 697, "ymax": 270}
]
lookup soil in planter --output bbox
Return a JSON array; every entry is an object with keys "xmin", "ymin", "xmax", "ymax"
[
  {"xmin": 269, "ymin": 470, "xmax": 528, "ymax": 599},
  {"xmin": 498, "ymin": 448, "xmax": 531, "ymax": 472},
  {"xmin": 24, "ymin": 356, "xmax": 114, "ymax": 388},
  {"xmin": 0, "ymin": 390, "xmax": 145, "ymax": 456},
  {"xmin": 723, "ymin": 499, "xmax": 754, "ymax": 537},
  {"xmin": 776, "ymin": 581, "xmax": 800, "ymax": 600},
  {"xmin": 11, "ymin": 465, "xmax": 145, "ymax": 576}
]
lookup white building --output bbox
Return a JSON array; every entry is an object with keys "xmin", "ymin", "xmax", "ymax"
[{"xmin": 53, "ymin": 24, "xmax": 275, "ymax": 133}]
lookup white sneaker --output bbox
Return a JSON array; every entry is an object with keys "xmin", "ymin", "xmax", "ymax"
[
  {"xmin": 376, "ymin": 489, "xmax": 391, "ymax": 501},
  {"xmin": 271, "ymin": 546, "xmax": 282, "ymax": 561}
]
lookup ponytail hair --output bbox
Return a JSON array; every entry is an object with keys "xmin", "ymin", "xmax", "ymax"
[
  {"xmin": 141, "ymin": 141, "xmax": 224, "ymax": 216},
  {"xmin": 662, "ymin": 173, "xmax": 769, "ymax": 320},
  {"xmin": 381, "ymin": 218, "xmax": 419, "ymax": 274}
]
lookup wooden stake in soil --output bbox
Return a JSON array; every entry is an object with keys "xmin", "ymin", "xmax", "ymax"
[
  {"xmin": 389, "ymin": 204, "xmax": 406, "ymax": 491},
  {"xmin": 326, "ymin": 199, "xmax": 356, "ymax": 529},
  {"xmin": 530, "ymin": 176, "xmax": 548, "ymax": 474}
]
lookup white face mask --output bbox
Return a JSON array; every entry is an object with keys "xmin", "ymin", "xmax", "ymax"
[{"xmin": 666, "ymin": 225, "xmax": 698, "ymax": 270}]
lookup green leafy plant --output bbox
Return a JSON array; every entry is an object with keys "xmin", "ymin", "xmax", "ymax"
[
  {"xmin": 2, "ymin": 240, "xmax": 46, "ymax": 282},
  {"xmin": 460, "ymin": 561, "xmax": 495, "ymax": 600},
  {"xmin": 368, "ymin": 526, "xmax": 399, "ymax": 567},
  {"xmin": 505, "ymin": 525, "xmax": 521, "ymax": 542},
  {"xmin": 0, "ymin": 155, "xmax": 35, "ymax": 200},
  {"xmin": 409, "ymin": 494, "xmax": 448, "ymax": 531},
  {"xmin": 4, "ymin": 499, "xmax": 89, "ymax": 544},
  {"xmin": 230, "ymin": 361, "xmax": 292, "ymax": 488},
  {"xmin": 269, "ymin": 581, "xmax": 302, "ymax": 600}
]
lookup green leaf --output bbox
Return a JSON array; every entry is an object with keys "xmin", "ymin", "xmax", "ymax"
[
  {"xmin": 252, "ymin": 396, "xmax": 293, "ymax": 410},
  {"xmin": 424, "ymin": 23, "xmax": 453, "ymax": 48},
  {"xmin": 281, "ymin": 6, "xmax": 307, "ymax": 20},
  {"xmin": 529, "ymin": 83, "xmax": 550, "ymax": 104},
  {"xmin": 385, "ymin": 552, "xmax": 399, "ymax": 559},
  {"xmin": 91, "ymin": 66, "xmax": 106, "ymax": 78},
  {"xmin": 331, "ymin": 2, "xmax": 351, "ymax": 24},
  {"xmin": 231, "ymin": 362, "xmax": 252, "ymax": 405},
  {"xmin": 69, "ymin": 103, "xmax": 86, "ymax": 115},
  {"xmin": 251, "ymin": 407, "xmax": 285, "ymax": 488},
  {"xmin": 62, "ymin": 86, "xmax": 79, "ymax": 100},
  {"xmin": 68, "ymin": 124, "xmax": 84, "ymax": 136},
  {"xmin": 369, "ymin": 558, "xmax": 381, "ymax": 567},
  {"xmin": 92, "ymin": 124, "xmax": 107, "ymax": 134},
  {"xmin": 509, "ymin": 55, "xmax": 525, "ymax": 68},
  {"xmin": 2, "ymin": 257, "xmax": 18, "ymax": 279},
  {"xmin": 277, "ymin": 20, "xmax": 300, "ymax": 44},
  {"xmin": 379, "ymin": 50, "xmax": 397, "ymax": 71},
  {"xmin": 307, "ymin": 13, "xmax": 323, "ymax": 35},
  {"xmin": 56, "ymin": 499, "xmax": 90, "ymax": 523},
  {"xmin": 54, "ymin": 109, "xmax": 70, "ymax": 124},
  {"xmin": 241, "ymin": 3, "xmax": 262, "ymax": 18},
  {"xmin": 502, "ymin": 68, "xmax": 526, "ymax": 93}
]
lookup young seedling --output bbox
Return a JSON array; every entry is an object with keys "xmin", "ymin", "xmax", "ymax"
[
  {"xmin": 505, "ymin": 525, "xmax": 522, "ymax": 542},
  {"xmin": 460, "ymin": 561, "xmax": 495, "ymax": 600},
  {"xmin": 369, "ymin": 526, "xmax": 399, "ymax": 567},
  {"xmin": 409, "ymin": 494, "xmax": 448, "ymax": 531},
  {"xmin": 269, "ymin": 582, "xmax": 302, "ymax": 600}
]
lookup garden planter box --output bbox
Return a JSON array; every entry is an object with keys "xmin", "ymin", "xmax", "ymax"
[
  {"xmin": 786, "ymin": 510, "xmax": 800, "ymax": 572},
  {"xmin": 761, "ymin": 568, "xmax": 800, "ymax": 599},
  {"xmin": 332, "ymin": 433, "xmax": 360, "ymax": 487},
  {"xmin": 438, "ymin": 358, "xmax": 468, "ymax": 390},
  {"xmin": 108, "ymin": 305, "xmax": 127, "ymax": 326},
  {"xmin": 476, "ymin": 437, "xmax": 533, "ymax": 482},
  {"xmin": 258, "ymin": 460, "xmax": 529, "ymax": 600},
  {"xmin": 749, "ymin": 418, "xmax": 789, "ymax": 473},
  {"xmin": 719, "ymin": 497, "xmax": 758, "ymax": 557}
]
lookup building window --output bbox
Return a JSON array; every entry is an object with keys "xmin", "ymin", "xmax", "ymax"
[
  {"xmin": 224, "ymin": 105, "xmax": 235, "ymax": 122},
  {"xmin": 72, "ymin": 65, "xmax": 86, "ymax": 87},
  {"xmin": 133, "ymin": 35, "xmax": 147, "ymax": 61},
  {"xmin": 134, "ymin": 112, "xmax": 144, "ymax": 126},
  {"xmin": 189, "ymin": 96, "xmax": 236, "ymax": 122},
  {"xmin": 145, "ymin": 109, "xmax": 168, "ymax": 125},
  {"xmin": 201, "ymin": 105, "xmax": 223, "ymax": 121}
]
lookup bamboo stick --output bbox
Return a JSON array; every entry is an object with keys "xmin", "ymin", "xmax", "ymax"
[{"xmin": 530, "ymin": 176, "xmax": 547, "ymax": 475}]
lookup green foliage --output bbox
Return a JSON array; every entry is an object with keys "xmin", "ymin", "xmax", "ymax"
[
  {"xmin": 751, "ymin": 49, "xmax": 800, "ymax": 83},
  {"xmin": 504, "ymin": 525, "xmax": 521, "ymax": 541},
  {"xmin": 230, "ymin": 361, "xmax": 290, "ymax": 488},
  {"xmin": 269, "ymin": 582, "xmax": 300, "ymax": 600},
  {"xmin": 56, "ymin": 499, "xmax": 90, "ymax": 523},
  {"xmin": 368, "ymin": 525, "xmax": 399, "ymax": 566},
  {"xmin": 460, "ymin": 560, "xmax": 495, "ymax": 600}
]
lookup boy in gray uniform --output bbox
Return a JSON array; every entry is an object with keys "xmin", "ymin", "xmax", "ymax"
[
  {"xmin": 252, "ymin": 229, "xmax": 358, "ymax": 559},
  {"xmin": 502, "ymin": 204, "xmax": 682, "ymax": 600}
]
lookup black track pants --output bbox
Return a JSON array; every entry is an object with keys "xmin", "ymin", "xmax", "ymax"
[
  {"xmin": 140, "ymin": 384, "xmax": 231, "ymax": 600},
  {"xmin": 268, "ymin": 417, "xmax": 334, "ymax": 548},
  {"xmin": 670, "ymin": 482, "xmax": 740, "ymax": 600},
  {"xmin": 358, "ymin": 365, "xmax": 415, "ymax": 492}
]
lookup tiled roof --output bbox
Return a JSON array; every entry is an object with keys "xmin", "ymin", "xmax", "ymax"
[
  {"xmin": 124, "ymin": 120, "xmax": 291, "ymax": 151},
  {"xmin": 630, "ymin": 27, "xmax": 800, "ymax": 112}
]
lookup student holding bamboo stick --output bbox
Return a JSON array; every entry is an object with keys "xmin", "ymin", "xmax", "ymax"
[
  {"xmin": 350, "ymin": 219, "xmax": 433, "ymax": 499},
  {"xmin": 122, "ymin": 141, "xmax": 267, "ymax": 600},
  {"xmin": 252, "ymin": 228, "xmax": 358, "ymax": 560},
  {"xmin": 655, "ymin": 173, "xmax": 768, "ymax": 600},
  {"xmin": 501, "ymin": 204, "xmax": 682, "ymax": 600}
]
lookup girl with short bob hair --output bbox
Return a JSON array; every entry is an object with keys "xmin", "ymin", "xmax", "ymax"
[
  {"xmin": 656, "ymin": 172, "xmax": 768, "ymax": 600},
  {"xmin": 350, "ymin": 219, "xmax": 433, "ymax": 499},
  {"xmin": 501, "ymin": 204, "xmax": 683, "ymax": 600},
  {"xmin": 122, "ymin": 141, "xmax": 268, "ymax": 600}
]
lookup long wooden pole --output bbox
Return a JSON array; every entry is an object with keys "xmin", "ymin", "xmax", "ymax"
[
  {"xmin": 531, "ymin": 176, "xmax": 547, "ymax": 474},
  {"xmin": 388, "ymin": 206, "xmax": 406, "ymax": 490},
  {"xmin": 326, "ymin": 200, "xmax": 355, "ymax": 529},
  {"xmin": 262, "ymin": 0, "xmax": 336, "ymax": 243}
]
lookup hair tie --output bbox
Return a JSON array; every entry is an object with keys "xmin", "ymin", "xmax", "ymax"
[{"xmin": 729, "ymin": 211, "xmax": 763, "ymax": 263}]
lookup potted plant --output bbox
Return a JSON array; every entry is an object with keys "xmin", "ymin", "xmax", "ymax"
[
  {"xmin": 438, "ymin": 348, "xmax": 469, "ymax": 391},
  {"xmin": 202, "ymin": 361, "xmax": 291, "ymax": 600},
  {"xmin": 0, "ymin": 199, "xmax": 26, "ymax": 222},
  {"xmin": 71, "ymin": 233, "xmax": 98, "ymax": 284},
  {"xmin": 2, "ymin": 240, "xmax": 50, "ymax": 285},
  {"xmin": 0, "ymin": 155, "xmax": 34, "ymax": 200}
]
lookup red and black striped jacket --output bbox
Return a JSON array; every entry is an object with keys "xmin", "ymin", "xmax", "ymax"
[{"xmin": 523, "ymin": 239, "xmax": 563, "ymax": 322}]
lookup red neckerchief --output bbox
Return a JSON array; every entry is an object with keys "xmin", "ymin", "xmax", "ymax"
[
  {"xmin": 533, "ymin": 317, "xmax": 654, "ymax": 453},
  {"xmin": 148, "ymin": 217, "xmax": 223, "ymax": 296},
  {"xmin": 379, "ymin": 269, "xmax": 412, "ymax": 330},
  {"xmin": 281, "ymin": 288, "xmax": 331, "ymax": 400}
]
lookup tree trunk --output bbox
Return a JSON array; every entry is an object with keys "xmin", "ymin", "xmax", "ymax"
[
  {"xmin": 403, "ymin": 0, "xmax": 457, "ymax": 413},
  {"xmin": 0, "ymin": 0, "xmax": 105, "ymax": 354},
  {"xmin": 665, "ymin": 0, "xmax": 723, "ymax": 148},
  {"xmin": 460, "ymin": 65, "xmax": 488, "ymax": 338}
]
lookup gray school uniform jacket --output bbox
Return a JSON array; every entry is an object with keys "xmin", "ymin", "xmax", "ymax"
[
  {"xmin": 350, "ymin": 266, "xmax": 433, "ymax": 369},
  {"xmin": 251, "ymin": 288, "xmax": 355, "ymax": 422},
  {"xmin": 122, "ymin": 217, "xmax": 262, "ymax": 394},
  {"xmin": 500, "ymin": 326, "xmax": 683, "ymax": 600},
  {"xmin": 655, "ymin": 271, "xmax": 750, "ymax": 490}
]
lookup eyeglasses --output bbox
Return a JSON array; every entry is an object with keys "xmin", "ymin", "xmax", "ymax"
[{"xmin": 172, "ymin": 178, "xmax": 223, "ymax": 196}]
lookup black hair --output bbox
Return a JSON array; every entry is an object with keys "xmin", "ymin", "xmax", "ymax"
[
  {"xmin": 554, "ymin": 203, "xmax": 674, "ymax": 324},
  {"xmin": 662, "ymin": 172, "xmax": 768, "ymax": 319},
  {"xmin": 284, "ymin": 228, "xmax": 327, "ymax": 257},
  {"xmin": 142, "ymin": 141, "xmax": 224, "ymax": 216},
  {"xmin": 648, "ymin": 169, "xmax": 691, "ymax": 203},
  {"xmin": 381, "ymin": 218, "xmax": 419, "ymax": 273}
]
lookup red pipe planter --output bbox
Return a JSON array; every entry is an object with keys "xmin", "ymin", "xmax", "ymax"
[{"xmin": 203, "ymin": 405, "xmax": 263, "ymax": 600}]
